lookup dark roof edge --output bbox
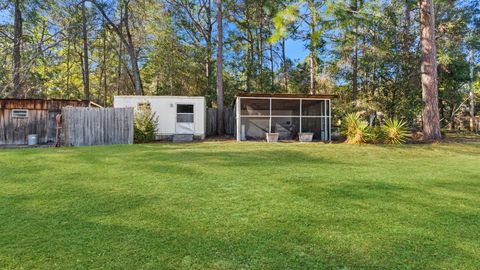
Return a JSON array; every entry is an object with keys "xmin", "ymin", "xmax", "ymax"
[
  {"xmin": 235, "ymin": 92, "xmax": 337, "ymax": 99},
  {"xmin": 0, "ymin": 98, "xmax": 91, "ymax": 102}
]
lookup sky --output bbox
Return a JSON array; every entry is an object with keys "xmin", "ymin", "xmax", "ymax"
[{"xmin": 285, "ymin": 39, "xmax": 310, "ymax": 62}]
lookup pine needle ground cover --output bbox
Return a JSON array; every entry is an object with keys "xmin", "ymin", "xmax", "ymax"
[{"xmin": 1, "ymin": 142, "xmax": 479, "ymax": 269}]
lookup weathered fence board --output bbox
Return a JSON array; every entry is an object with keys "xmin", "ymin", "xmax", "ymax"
[
  {"xmin": 62, "ymin": 107, "xmax": 133, "ymax": 146},
  {"xmin": 206, "ymin": 108, "xmax": 235, "ymax": 136},
  {"xmin": 0, "ymin": 99, "xmax": 90, "ymax": 145}
]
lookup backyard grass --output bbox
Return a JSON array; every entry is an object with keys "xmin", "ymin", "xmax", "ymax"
[{"xmin": 0, "ymin": 141, "xmax": 479, "ymax": 269}]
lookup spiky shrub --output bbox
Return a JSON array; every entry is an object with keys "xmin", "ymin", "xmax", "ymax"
[
  {"xmin": 342, "ymin": 113, "xmax": 369, "ymax": 144},
  {"xmin": 134, "ymin": 108, "xmax": 159, "ymax": 143},
  {"xmin": 382, "ymin": 118, "xmax": 408, "ymax": 144}
]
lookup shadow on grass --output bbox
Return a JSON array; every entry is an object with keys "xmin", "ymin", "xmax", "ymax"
[
  {"xmin": 2, "ymin": 178, "xmax": 479, "ymax": 269},
  {"xmin": 58, "ymin": 146, "xmax": 345, "ymax": 183},
  {"xmin": 0, "ymin": 187, "xmax": 367, "ymax": 269},
  {"xmin": 1, "ymin": 143, "xmax": 480, "ymax": 268}
]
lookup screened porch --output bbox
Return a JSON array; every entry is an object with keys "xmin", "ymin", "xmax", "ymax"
[{"xmin": 235, "ymin": 93, "xmax": 334, "ymax": 141}]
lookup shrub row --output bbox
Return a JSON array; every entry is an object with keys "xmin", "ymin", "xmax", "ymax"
[{"xmin": 341, "ymin": 113, "xmax": 408, "ymax": 144}]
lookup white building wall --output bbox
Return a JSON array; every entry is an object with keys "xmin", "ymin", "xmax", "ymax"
[{"xmin": 114, "ymin": 96, "xmax": 205, "ymax": 139}]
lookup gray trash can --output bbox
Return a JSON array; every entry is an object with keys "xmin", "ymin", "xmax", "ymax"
[{"xmin": 27, "ymin": 134, "xmax": 38, "ymax": 146}]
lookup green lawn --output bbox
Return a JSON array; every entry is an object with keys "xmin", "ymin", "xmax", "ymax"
[{"xmin": 1, "ymin": 142, "xmax": 479, "ymax": 269}]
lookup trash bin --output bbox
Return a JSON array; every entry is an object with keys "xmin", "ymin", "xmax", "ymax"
[{"xmin": 27, "ymin": 134, "xmax": 38, "ymax": 146}]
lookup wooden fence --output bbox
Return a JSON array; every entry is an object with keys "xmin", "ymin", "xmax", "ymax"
[
  {"xmin": 62, "ymin": 107, "xmax": 133, "ymax": 146},
  {"xmin": 206, "ymin": 107, "xmax": 235, "ymax": 136}
]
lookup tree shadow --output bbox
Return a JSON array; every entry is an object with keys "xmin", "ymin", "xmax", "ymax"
[
  {"xmin": 2, "ymin": 179, "xmax": 479, "ymax": 269},
  {"xmin": 1, "ymin": 143, "xmax": 479, "ymax": 269}
]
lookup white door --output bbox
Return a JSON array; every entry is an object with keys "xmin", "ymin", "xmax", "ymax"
[{"xmin": 175, "ymin": 104, "xmax": 194, "ymax": 134}]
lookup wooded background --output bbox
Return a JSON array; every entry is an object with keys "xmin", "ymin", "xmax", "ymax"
[{"xmin": 0, "ymin": 0, "xmax": 479, "ymax": 132}]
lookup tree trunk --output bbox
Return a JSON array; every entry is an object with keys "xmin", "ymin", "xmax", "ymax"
[
  {"xmin": 12, "ymin": 0, "xmax": 22, "ymax": 98},
  {"xmin": 246, "ymin": 26, "xmax": 254, "ymax": 92},
  {"xmin": 117, "ymin": 1, "xmax": 123, "ymax": 95},
  {"xmin": 216, "ymin": 0, "xmax": 224, "ymax": 135},
  {"xmin": 282, "ymin": 38, "xmax": 288, "ymax": 92},
  {"xmin": 469, "ymin": 49, "xmax": 476, "ymax": 131},
  {"xmin": 309, "ymin": 55, "xmax": 315, "ymax": 94},
  {"xmin": 205, "ymin": 0, "xmax": 213, "ymax": 96},
  {"xmin": 309, "ymin": 1, "xmax": 316, "ymax": 94},
  {"xmin": 92, "ymin": 0, "xmax": 143, "ymax": 95},
  {"xmin": 66, "ymin": 35, "xmax": 71, "ymax": 97},
  {"xmin": 81, "ymin": 0, "xmax": 90, "ymax": 100},
  {"xmin": 102, "ymin": 17, "xmax": 108, "ymax": 106},
  {"xmin": 123, "ymin": 3, "xmax": 143, "ymax": 95},
  {"xmin": 419, "ymin": 0, "xmax": 442, "ymax": 140},
  {"xmin": 270, "ymin": 42, "xmax": 274, "ymax": 91},
  {"xmin": 403, "ymin": 0, "xmax": 412, "ymax": 56},
  {"xmin": 257, "ymin": 1, "xmax": 264, "ymax": 71},
  {"xmin": 126, "ymin": 45, "xmax": 143, "ymax": 95},
  {"xmin": 351, "ymin": 0, "xmax": 358, "ymax": 100},
  {"xmin": 206, "ymin": 42, "xmax": 213, "ymax": 94}
]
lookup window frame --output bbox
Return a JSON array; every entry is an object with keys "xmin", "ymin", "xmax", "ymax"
[
  {"xmin": 11, "ymin": 109, "xmax": 29, "ymax": 119},
  {"xmin": 176, "ymin": 103, "xmax": 194, "ymax": 124}
]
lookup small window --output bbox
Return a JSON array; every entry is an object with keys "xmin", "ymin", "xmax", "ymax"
[
  {"xmin": 177, "ymin": 104, "xmax": 194, "ymax": 114},
  {"xmin": 11, "ymin": 109, "xmax": 28, "ymax": 118},
  {"xmin": 176, "ymin": 104, "xmax": 194, "ymax": 123}
]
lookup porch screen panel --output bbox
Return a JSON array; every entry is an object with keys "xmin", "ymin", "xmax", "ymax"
[
  {"xmin": 271, "ymin": 117, "xmax": 300, "ymax": 140},
  {"xmin": 240, "ymin": 99, "xmax": 269, "ymax": 116},
  {"xmin": 241, "ymin": 117, "xmax": 269, "ymax": 140},
  {"xmin": 302, "ymin": 100, "xmax": 325, "ymax": 116},
  {"xmin": 326, "ymin": 117, "xmax": 331, "ymax": 140},
  {"xmin": 238, "ymin": 97, "xmax": 331, "ymax": 141},
  {"xmin": 271, "ymin": 99, "xmax": 300, "ymax": 116},
  {"xmin": 302, "ymin": 118, "xmax": 325, "ymax": 140}
]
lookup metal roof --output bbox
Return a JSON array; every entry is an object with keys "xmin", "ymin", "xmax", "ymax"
[
  {"xmin": 235, "ymin": 92, "xmax": 337, "ymax": 99},
  {"xmin": 0, "ymin": 98, "xmax": 91, "ymax": 110}
]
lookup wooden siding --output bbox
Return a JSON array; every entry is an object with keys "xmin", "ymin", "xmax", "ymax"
[
  {"xmin": 0, "ymin": 99, "xmax": 90, "ymax": 145},
  {"xmin": 62, "ymin": 107, "xmax": 133, "ymax": 146},
  {"xmin": 0, "ymin": 99, "xmax": 90, "ymax": 110}
]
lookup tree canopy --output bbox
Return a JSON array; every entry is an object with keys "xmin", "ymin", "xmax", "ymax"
[{"xmin": 0, "ymin": 0, "xmax": 478, "ymax": 129}]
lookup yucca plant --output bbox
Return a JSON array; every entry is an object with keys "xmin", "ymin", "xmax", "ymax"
[
  {"xmin": 342, "ymin": 113, "xmax": 369, "ymax": 144},
  {"xmin": 382, "ymin": 118, "xmax": 408, "ymax": 144}
]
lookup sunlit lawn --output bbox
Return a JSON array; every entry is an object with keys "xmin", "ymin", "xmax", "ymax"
[{"xmin": 1, "ymin": 141, "xmax": 479, "ymax": 269}]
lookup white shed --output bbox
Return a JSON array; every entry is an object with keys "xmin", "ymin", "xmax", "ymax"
[{"xmin": 114, "ymin": 96, "xmax": 206, "ymax": 140}]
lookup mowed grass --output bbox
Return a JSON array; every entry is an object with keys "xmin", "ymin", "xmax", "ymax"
[{"xmin": 0, "ymin": 142, "xmax": 479, "ymax": 269}]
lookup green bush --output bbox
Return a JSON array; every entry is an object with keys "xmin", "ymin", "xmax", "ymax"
[
  {"xmin": 134, "ymin": 108, "xmax": 159, "ymax": 143},
  {"xmin": 366, "ymin": 126, "xmax": 385, "ymax": 144},
  {"xmin": 342, "ymin": 114, "xmax": 409, "ymax": 145},
  {"xmin": 342, "ymin": 113, "xmax": 369, "ymax": 144},
  {"xmin": 382, "ymin": 118, "xmax": 408, "ymax": 144}
]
